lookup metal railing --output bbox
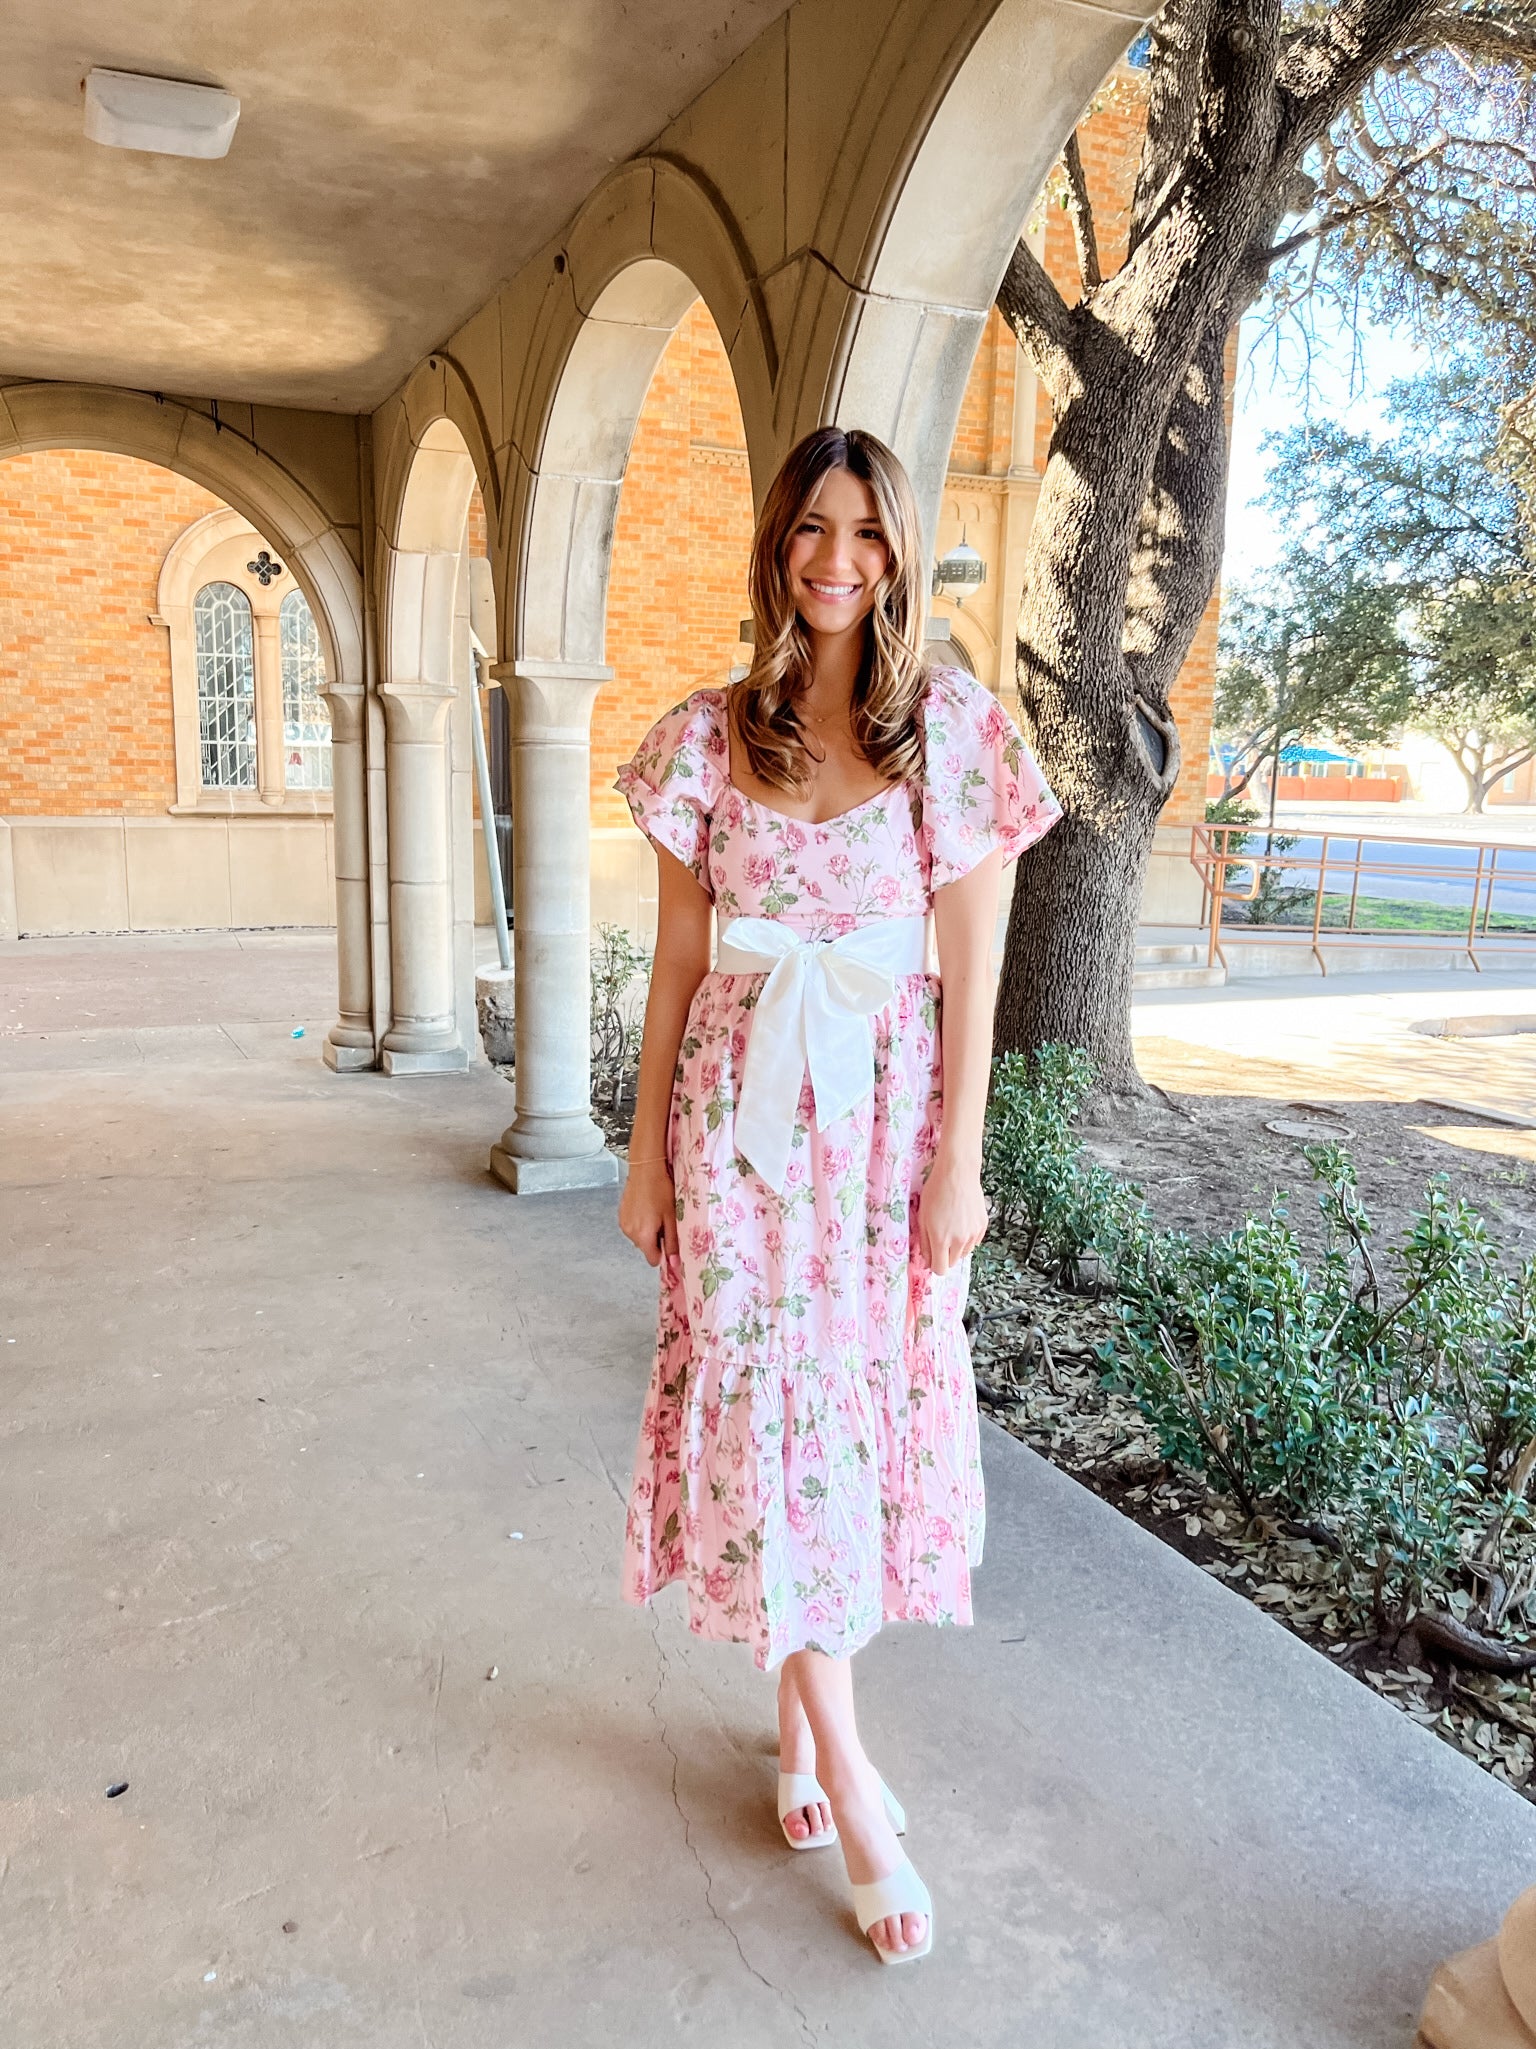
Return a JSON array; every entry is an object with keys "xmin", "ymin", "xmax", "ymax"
[{"xmin": 1190, "ymin": 822, "xmax": 1536, "ymax": 976}]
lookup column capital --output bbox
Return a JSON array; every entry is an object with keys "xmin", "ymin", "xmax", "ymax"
[
  {"xmin": 319, "ymin": 681, "xmax": 366, "ymax": 745},
  {"xmin": 493, "ymin": 660, "xmax": 613, "ymax": 744},
  {"xmin": 378, "ymin": 677, "xmax": 455, "ymax": 744}
]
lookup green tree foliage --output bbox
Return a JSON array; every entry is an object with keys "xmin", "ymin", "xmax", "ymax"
[
  {"xmin": 1213, "ymin": 570, "xmax": 1412, "ymax": 803},
  {"xmin": 1261, "ymin": 366, "xmax": 1536, "ymax": 809}
]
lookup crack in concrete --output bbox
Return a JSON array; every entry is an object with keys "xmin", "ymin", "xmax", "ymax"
[
  {"xmin": 646, "ymin": 1612, "xmax": 817, "ymax": 2047},
  {"xmin": 579, "ymin": 1415, "xmax": 627, "ymax": 1507},
  {"xmin": 429, "ymin": 1652, "xmax": 450, "ymax": 1838}
]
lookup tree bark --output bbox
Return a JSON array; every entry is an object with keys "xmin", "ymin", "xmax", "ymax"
[{"xmin": 995, "ymin": 800, "xmax": 1159, "ymax": 1096}]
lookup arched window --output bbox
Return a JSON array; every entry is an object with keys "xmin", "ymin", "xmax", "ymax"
[
  {"xmin": 279, "ymin": 589, "xmax": 332, "ymax": 790},
  {"xmin": 194, "ymin": 582, "xmax": 256, "ymax": 789}
]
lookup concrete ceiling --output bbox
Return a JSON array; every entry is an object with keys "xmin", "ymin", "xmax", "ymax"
[{"xmin": 1, "ymin": 2, "xmax": 794, "ymax": 413}]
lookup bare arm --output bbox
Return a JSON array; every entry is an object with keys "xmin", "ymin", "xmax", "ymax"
[
  {"xmin": 919, "ymin": 848, "xmax": 1004, "ymax": 1276},
  {"xmin": 617, "ymin": 847, "xmax": 713, "ymax": 1267}
]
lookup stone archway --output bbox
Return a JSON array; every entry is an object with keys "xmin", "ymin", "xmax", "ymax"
[
  {"xmin": 491, "ymin": 260, "xmax": 706, "ymax": 1191},
  {"xmin": 487, "ymin": 163, "xmax": 774, "ymax": 1194},
  {"xmin": 0, "ymin": 381, "xmax": 374, "ymax": 1067},
  {"xmin": 374, "ymin": 406, "xmax": 497, "ymax": 1076},
  {"xmin": 807, "ymin": 0, "xmax": 1149, "ymax": 549}
]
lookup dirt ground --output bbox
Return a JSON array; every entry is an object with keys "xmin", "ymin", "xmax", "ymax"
[{"xmin": 1083, "ymin": 1085, "xmax": 1536, "ymax": 1260}]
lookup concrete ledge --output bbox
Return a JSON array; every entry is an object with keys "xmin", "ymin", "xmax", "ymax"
[
  {"xmin": 380, "ymin": 1045, "xmax": 470, "ymax": 1075},
  {"xmin": 323, "ymin": 1040, "xmax": 376, "ymax": 1073},
  {"xmin": 488, "ymin": 1141, "xmax": 620, "ymax": 1192}
]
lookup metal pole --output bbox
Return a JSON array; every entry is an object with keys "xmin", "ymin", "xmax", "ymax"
[{"xmin": 469, "ymin": 632, "xmax": 512, "ymax": 972}]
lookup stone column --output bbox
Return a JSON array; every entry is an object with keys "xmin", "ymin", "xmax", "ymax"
[
  {"xmin": 379, "ymin": 678, "xmax": 468, "ymax": 1075},
  {"xmin": 322, "ymin": 684, "xmax": 376, "ymax": 1071},
  {"xmin": 253, "ymin": 611, "xmax": 285, "ymax": 806},
  {"xmin": 488, "ymin": 659, "xmax": 618, "ymax": 1193}
]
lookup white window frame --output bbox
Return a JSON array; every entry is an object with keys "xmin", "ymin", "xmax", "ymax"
[{"xmin": 154, "ymin": 507, "xmax": 333, "ymax": 815}]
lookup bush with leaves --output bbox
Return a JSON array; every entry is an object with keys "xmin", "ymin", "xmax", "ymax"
[
  {"xmin": 590, "ymin": 923, "xmax": 651, "ymax": 1115},
  {"xmin": 982, "ymin": 1054, "xmax": 1536, "ymax": 1663},
  {"xmin": 982, "ymin": 1046, "xmax": 1149, "ymax": 1288},
  {"xmin": 1111, "ymin": 1145, "xmax": 1536, "ymax": 1651}
]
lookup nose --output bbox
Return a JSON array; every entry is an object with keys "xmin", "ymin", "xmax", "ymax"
[{"xmin": 813, "ymin": 528, "xmax": 856, "ymax": 577}]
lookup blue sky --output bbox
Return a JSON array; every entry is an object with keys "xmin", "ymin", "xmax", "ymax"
[{"xmin": 1224, "ymin": 300, "xmax": 1427, "ymax": 582}]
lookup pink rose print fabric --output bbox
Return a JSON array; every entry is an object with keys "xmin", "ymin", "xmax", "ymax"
[{"xmin": 615, "ymin": 666, "xmax": 1061, "ymax": 1669}]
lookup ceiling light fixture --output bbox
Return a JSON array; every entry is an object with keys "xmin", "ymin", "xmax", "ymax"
[{"xmin": 83, "ymin": 68, "xmax": 240, "ymax": 160}]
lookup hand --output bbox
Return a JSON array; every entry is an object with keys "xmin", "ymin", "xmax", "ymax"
[
  {"xmin": 618, "ymin": 1159, "xmax": 679, "ymax": 1269},
  {"xmin": 917, "ymin": 1152, "xmax": 989, "ymax": 1277}
]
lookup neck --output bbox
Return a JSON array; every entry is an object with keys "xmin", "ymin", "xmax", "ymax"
[{"xmin": 802, "ymin": 620, "xmax": 865, "ymax": 715}]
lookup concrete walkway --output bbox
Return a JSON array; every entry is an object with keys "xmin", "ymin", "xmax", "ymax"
[
  {"xmin": 3, "ymin": 934, "xmax": 1535, "ymax": 2047},
  {"xmin": 1135, "ymin": 965, "xmax": 1536, "ymax": 1127}
]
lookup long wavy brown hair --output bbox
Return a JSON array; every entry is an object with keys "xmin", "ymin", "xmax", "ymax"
[{"xmin": 734, "ymin": 426, "xmax": 928, "ymax": 795}]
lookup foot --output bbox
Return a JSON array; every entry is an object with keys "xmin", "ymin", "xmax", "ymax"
[
  {"xmin": 777, "ymin": 1672, "xmax": 832, "ymax": 1844},
  {"xmin": 826, "ymin": 1758, "xmax": 928, "ymax": 1958}
]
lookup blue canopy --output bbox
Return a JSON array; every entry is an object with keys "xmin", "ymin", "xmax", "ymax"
[{"xmin": 1279, "ymin": 745, "xmax": 1356, "ymax": 767}]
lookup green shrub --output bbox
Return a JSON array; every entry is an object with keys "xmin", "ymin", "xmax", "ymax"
[
  {"xmin": 590, "ymin": 923, "xmax": 651, "ymax": 1113},
  {"xmin": 983, "ymin": 1046, "xmax": 1148, "ymax": 1287},
  {"xmin": 981, "ymin": 1049, "xmax": 1536, "ymax": 1638}
]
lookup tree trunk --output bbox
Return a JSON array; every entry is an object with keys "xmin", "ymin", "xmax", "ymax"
[
  {"xmin": 995, "ymin": 803, "xmax": 1157, "ymax": 1095},
  {"xmin": 994, "ymin": 323, "xmax": 1230, "ymax": 1099}
]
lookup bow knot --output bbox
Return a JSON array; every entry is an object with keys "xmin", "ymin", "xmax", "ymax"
[{"xmin": 714, "ymin": 915, "xmax": 930, "ymax": 1192}]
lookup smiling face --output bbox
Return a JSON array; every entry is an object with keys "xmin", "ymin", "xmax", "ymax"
[{"xmin": 784, "ymin": 466, "xmax": 891, "ymax": 641}]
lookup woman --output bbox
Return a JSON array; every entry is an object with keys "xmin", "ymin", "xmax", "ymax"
[{"xmin": 615, "ymin": 425, "xmax": 1060, "ymax": 1964}]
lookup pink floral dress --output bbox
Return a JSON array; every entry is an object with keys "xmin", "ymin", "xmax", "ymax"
[{"xmin": 616, "ymin": 665, "xmax": 1061, "ymax": 1670}]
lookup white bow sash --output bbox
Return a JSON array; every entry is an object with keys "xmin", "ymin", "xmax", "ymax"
[{"xmin": 715, "ymin": 914, "xmax": 930, "ymax": 1193}]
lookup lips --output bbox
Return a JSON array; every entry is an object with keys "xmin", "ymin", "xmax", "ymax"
[{"xmin": 805, "ymin": 580, "xmax": 860, "ymax": 599}]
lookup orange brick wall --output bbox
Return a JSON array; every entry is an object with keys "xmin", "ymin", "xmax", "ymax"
[
  {"xmin": 950, "ymin": 311, "xmax": 1019, "ymax": 476},
  {"xmin": 0, "ymin": 450, "xmax": 222, "ymax": 816},
  {"xmin": 595, "ymin": 300, "xmax": 755, "ymax": 824}
]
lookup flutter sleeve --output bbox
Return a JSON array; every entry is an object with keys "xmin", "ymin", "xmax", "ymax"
[
  {"xmin": 614, "ymin": 689, "xmax": 729, "ymax": 894},
  {"xmin": 920, "ymin": 666, "xmax": 1062, "ymax": 890}
]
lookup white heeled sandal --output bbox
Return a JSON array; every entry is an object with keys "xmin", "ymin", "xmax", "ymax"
[
  {"xmin": 776, "ymin": 1769, "xmax": 907, "ymax": 1850},
  {"xmin": 777, "ymin": 1771, "xmax": 836, "ymax": 1849},
  {"xmin": 851, "ymin": 1858, "xmax": 934, "ymax": 1965}
]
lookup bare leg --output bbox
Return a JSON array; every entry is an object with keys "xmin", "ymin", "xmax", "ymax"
[
  {"xmin": 776, "ymin": 1663, "xmax": 832, "ymax": 1841},
  {"xmin": 781, "ymin": 1647, "xmax": 927, "ymax": 1957}
]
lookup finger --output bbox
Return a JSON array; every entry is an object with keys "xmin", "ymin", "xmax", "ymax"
[{"xmin": 662, "ymin": 1199, "xmax": 680, "ymax": 1263}]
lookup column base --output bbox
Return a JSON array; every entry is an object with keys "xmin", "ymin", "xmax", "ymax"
[
  {"xmin": 489, "ymin": 1142, "xmax": 621, "ymax": 1194},
  {"xmin": 381, "ymin": 1046, "xmax": 471, "ymax": 1076},
  {"xmin": 324, "ymin": 1040, "xmax": 377, "ymax": 1074}
]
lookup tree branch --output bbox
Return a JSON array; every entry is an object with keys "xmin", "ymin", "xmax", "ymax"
[
  {"xmin": 995, "ymin": 236, "xmax": 1083, "ymax": 412},
  {"xmin": 1261, "ymin": 138, "xmax": 1444, "ymax": 266},
  {"xmin": 1129, "ymin": 0, "xmax": 1220, "ymax": 257},
  {"xmin": 1061, "ymin": 131, "xmax": 1103, "ymax": 294},
  {"xmin": 1418, "ymin": 5, "xmax": 1536, "ymax": 69},
  {"xmin": 1123, "ymin": 316, "xmax": 1233, "ymax": 728},
  {"xmin": 1279, "ymin": 0, "xmax": 1444, "ymax": 160}
]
